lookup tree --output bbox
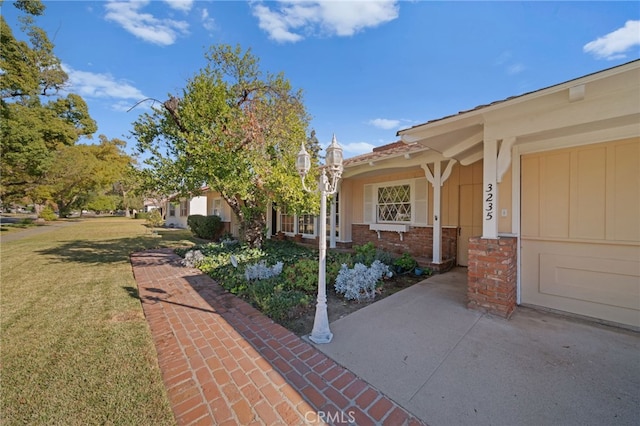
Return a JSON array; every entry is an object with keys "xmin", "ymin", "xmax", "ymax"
[
  {"xmin": 133, "ymin": 44, "xmax": 318, "ymax": 247},
  {"xmin": 0, "ymin": 0, "xmax": 97, "ymax": 203},
  {"xmin": 42, "ymin": 136, "xmax": 133, "ymax": 216}
]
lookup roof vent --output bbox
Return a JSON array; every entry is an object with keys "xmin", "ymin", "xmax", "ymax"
[{"xmin": 569, "ymin": 84, "xmax": 585, "ymax": 102}]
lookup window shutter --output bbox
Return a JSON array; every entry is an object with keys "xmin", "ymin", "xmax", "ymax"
[
  {"xmin": 364, "ymin": 184, "xmax": 374, "ymax": 223},
  {"xmin": 414, "ymin": 178, "xmax": 428, "ymax": 225}
]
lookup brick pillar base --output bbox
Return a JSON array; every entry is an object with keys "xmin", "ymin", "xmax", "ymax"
[{"xmin": 467, "ymin": 237, "xmax": 517, "ymax": 318}]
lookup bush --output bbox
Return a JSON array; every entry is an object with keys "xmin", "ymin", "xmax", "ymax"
[
  {"xmin": 283, "ymin": 259, "xmax": 319, "ymax": 293},
  {"xmin": 334, "ymin": 260, "xmax": 390, "ymax": 302},
  {"xmin": 187, "ymin": 214, "xmax": 223, "ymax": 240},
  {"xmin": 146, "ymin": 209, "xmax": 163, "ymax": 229},
  {"xmin": 38, "ymin": 206, "xmax": 57, "ymax": 221},
  {"xmin": 246, "ymin": 279, "xmax": 310, "ymax": 321},
  {"xmin": 352, "ymin": 242, "xmax": 393, "ymax": 267},
  {"xmin": 134, "ymin": 212, "xmax": 149, "ymax": 219},
  {"xmin": 393, "ymin": 253, "xmax": 418, "ymax": 273}
]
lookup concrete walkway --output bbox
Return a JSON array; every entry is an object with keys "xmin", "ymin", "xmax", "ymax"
[
  {"xmin": 316, "ymin": 269, "xmax": 640, "ymax": 426},
  {"xmin": 131, "ymin": 249, "xmax": 424, "ymax": 425}
]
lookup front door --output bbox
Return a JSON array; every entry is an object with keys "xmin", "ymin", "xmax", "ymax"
[{"xmin": 458, "ymin": 183, "xmax": 482, "ymax": 266}]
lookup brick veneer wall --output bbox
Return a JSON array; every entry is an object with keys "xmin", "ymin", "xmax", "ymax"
[
  {"xmin": 351, "ymin": 224, "xmax": 457, "ymax": 261},
  {"xmin": 467, "ymin": 236, "xmax": 517, "ymax": 318}
]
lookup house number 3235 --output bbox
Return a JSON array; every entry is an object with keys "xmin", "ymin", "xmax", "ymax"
[{"xmin": 485, "ymin": 183, "xmax": 494, "ymax": 220}]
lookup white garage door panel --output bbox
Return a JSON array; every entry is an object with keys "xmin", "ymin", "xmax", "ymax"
[
  {"xmin": 539, "ymin": 253, "xmax": 640, "ymax": 310},
  {"xmin": 522, "ymin": 239, "xmax": 640, "ymax": 327}
]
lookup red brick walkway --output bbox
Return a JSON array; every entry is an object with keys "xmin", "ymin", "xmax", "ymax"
[{"xmin": 131, "ymin": 249, "xmax": 425, "ymax": 426}]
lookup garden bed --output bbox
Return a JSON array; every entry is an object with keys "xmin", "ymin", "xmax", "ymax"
[{"xmin": 177, "ymin": 239, "xmax": 429, "ymax": 337}]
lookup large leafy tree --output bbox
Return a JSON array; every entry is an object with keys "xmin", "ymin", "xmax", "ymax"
[
  {"xmin": 133, "ymin": 45, "xmax": 318, "ymax": 247},
  {"xmin": 0, "ymin": 0, "xmax": 97, "ymax": 203},
  {"xmin": 42, "ymin": 136, "xmax": 133, "ymax": 216}
]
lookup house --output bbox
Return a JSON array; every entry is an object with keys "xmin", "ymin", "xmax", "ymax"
[
  {"xmin": 169, "ymin": 60, "xmax": 639, "ymax": 329},
  {"xmin": 164, "ymin": 188, "xmax": 238, "ymax": 236},
  {"xmin": 391, "ymin": 59, "xmax": 639, "ymax": 328}
]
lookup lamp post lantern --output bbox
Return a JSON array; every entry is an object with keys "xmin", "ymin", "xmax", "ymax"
[{"xmin": 297, "ymin": 134, "xmax": 343, "ymax": 344}]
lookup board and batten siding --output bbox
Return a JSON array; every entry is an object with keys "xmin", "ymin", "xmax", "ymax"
[{"xmin": 521, "ymin": 138, "xmax": 640, "ymax": 327}]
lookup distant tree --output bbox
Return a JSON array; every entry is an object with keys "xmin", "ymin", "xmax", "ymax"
[
  {"xmin": 132, "ymin": 44, "xmax": 318, "ymax": 247},
  {"xmin": 42, "ymin": 136, "xmax": 133, "ymax": 216},
  {"xmin": 0, "ymin": 0, "xmax": 97, "ymax": 203}
]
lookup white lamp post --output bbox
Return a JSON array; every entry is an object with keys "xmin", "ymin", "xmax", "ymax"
[{"xmin": 296, "ymin": 134, "xmax": 343, "ymax": 344}]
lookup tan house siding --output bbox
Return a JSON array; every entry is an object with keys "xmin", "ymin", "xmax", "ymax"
[{"xmin": 521, "ymin": 137, "xmax": 640, "ymax": 327}]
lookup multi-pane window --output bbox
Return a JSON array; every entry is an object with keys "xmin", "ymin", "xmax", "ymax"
[
  {"xmin": 377, "ymin": 184, "xmax": 411, "ymax": 222},
  {"xmin": 211, "ymin": 198, "xmax": 223, "ymax": 219},
  {"xmin": 280, "ymin": 208, "xmax": 294, "ymax": 233},
  {"xmin": 168, "ymin": 203, "xmax": 176, "ymax": 217},
  {"xmin": 326, "ymin": 193, "xmax": 339, "ymax": 237},
  {"xmin": 298, "ymin": 214, "xmax": 315, "ymax": 235},
  {"xmin": 180, "ymin": 200, "xmax": 188, "ymax": 217}
]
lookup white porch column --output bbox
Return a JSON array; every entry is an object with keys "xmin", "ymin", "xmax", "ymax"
[
  {"xmin": 482, "ymin": 139, "xmax": 499, "ymax": 239},
  {"xmin": 432, "ymin": 161, "xmax": 442, "ymax": 263},
  {"xmin": 423, "ymin": 160, "xmax": 456, "ymax": 263}
]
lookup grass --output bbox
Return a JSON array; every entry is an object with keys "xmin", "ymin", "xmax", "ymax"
[{"xmin": 0, "ymin": 217, "xmax": 200, "ymax": 425}]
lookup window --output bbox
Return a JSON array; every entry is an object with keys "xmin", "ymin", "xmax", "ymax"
[
  {"xmin": 168, "ymin": 203, "xmax": 176, "ymax": 217},
  {"xmin": 280, "ymin": 207, "xmax": 294, "ymax": 233},
  {"xmin": 327, "ymin": 193, "xmax": 339, "ymax": 238},
  {"xmin": 377, "ymin": 184, "xmax": 411, "ymax": 222},
  {"xmin": 364, "ymin": 180, "xmax": 427, "ymax": 225},
  {"xmin": 211, "ymin": 198, "xmax": 224, "ymax": 220},
  {"xmin": 180, "ymin": 200, "xmax": 188, "ymax": 217},
  {"xmin": 298, "ymin": 214, "xmax": 315, "ymax": 236}
]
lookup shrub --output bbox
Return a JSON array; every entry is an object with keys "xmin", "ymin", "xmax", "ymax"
[
  {"xmin": 283, "ymin": 259, "xmax": 319, "ymax": 293},
  {"xmin": 146, "ymin": 209, "xmax": 163, "ymax": 228},
  {"xmin": 353, "ymin": 242, "xmax": 376, "ymax": 266},
  {"xmin": 244, "ymin": 261, "xmax": 284, "ymax": 281},
  {"xmin": 187, "ymin": 214, "xmax": 223, "ymax": 240},
  {"xmin": 38, "ymin": 206, "xmax": 57, "ymax": 221},
  {"xmin": 134, "ymin": 212, "xmax": 149, "ymax": 219},
  {"xmin": 247, "ymin": 279, "xmax": 310, "ymax": 321},
  {"xmin": 334, "ymin": 260, "xmax": 390, "ymax": 302},
  {"xmin": 393, "ymin": 253, "xmax": 418, "ymax": 272}
]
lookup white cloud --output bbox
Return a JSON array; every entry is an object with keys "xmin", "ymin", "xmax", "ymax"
[
  {"xmin": 63, "ymin": 64, "xmax": 145, "ymax": 105},
  {"xmin": 584, "ymin": 20, "xmax": 640, "ymax": 60},
  {"xmin": 368, "ymin": 118, "xmax": 400, "ymax": 130},
  {"xmin": 201, "ymin": 8, "xmax": 216, "ymax": 31},
  {"xmin": 507, "ymin": 63, "xmax": 525, "ymax": 75},
  {"xmin": 104, "ymin": 0, "xmax": 189, "ymax": 46},
  {"xmin": 163, "ymin": 0, "xmax": 193, "ymax": 13},
  {"xmin": 251, "ymin": 0, "xmax": 399, "ymax": 43},
  {"xmin": 342, "ymin": 141, "xmax": 375, "ymax": 157}
]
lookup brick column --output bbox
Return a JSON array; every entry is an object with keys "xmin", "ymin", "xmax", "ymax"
[{"xmin": 467, "ymin": 236, "xmax": 517, "ymax": 318}]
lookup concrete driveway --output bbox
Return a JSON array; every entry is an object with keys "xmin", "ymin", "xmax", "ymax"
[{"xmin": 314, "ymin": 268, "xmax": 640, "ymax": 426}]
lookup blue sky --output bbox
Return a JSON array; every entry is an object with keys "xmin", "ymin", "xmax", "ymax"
[{"xmin": 3, "ymin": 1, "xmax": 639, "ymax": 159}]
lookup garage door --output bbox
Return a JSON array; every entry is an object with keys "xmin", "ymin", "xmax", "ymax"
[{"xmin": 520, "ymin": 138, "xmax": 640, "ymax": 328}]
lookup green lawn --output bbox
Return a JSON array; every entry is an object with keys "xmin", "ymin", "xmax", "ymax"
[{"xmin": 1, "ymin": 217, "xmax": 200, "ymax": 425}]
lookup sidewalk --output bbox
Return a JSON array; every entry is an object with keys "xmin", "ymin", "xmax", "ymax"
[{"xmin": 131, "ymin": 249, "xmax": 425, "ymax": 426}]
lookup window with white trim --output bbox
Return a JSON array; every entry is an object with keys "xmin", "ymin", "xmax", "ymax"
[
  {"xmin": 169, "ymin": 203, "xmax": 176, "ymax": 217},
  {"xmin": 280, "ymin": 207, "xmax": 294, "ymax": 233},
  {"xmin": 377, "ymin": 184, "xmax": 411, "ymax": 222},
  {"xmin": 179, "ymin": 200, "xmax": 188, "ymax": 217},
  {"xmin": 298, "ymin": 214, "xmax": 315, "ymax": 236},
  {"xmin": 211, "ymin": 198, "xmax": 224, "ymax": 220},
  {"xmin": 364, "ymin": 179, "xmax": 427, "ymax": 225}
]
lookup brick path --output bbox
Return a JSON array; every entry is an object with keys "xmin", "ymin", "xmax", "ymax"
[{"xmin": 131, "ymin": 249, "xmax": 425, "ymax": 426}]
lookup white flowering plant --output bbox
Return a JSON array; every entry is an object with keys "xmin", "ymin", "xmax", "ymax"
[
  {"xmin": 334, "ymin": 260, "xmax": 391, "ymax": 302},
  {"xmin": 244, "ymin": 260, "xmax": 284, "ymax": 281}
]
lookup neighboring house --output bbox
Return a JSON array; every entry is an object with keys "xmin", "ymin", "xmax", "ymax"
[{"xmin": 164, "ymin": 188, "xmax": 239, "ymax": 237}]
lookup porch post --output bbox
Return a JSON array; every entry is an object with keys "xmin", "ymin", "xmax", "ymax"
[
  {"xmin": 432, "ymin": 161, "xmax": 442, "ymax": 263},
  {"xmin": 423, "ymin": 160, "xmax": 455, "ymax": 264},
  {"xmin": 482, "ymin": 139, "xmax": 499, "ymax": 239}
]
